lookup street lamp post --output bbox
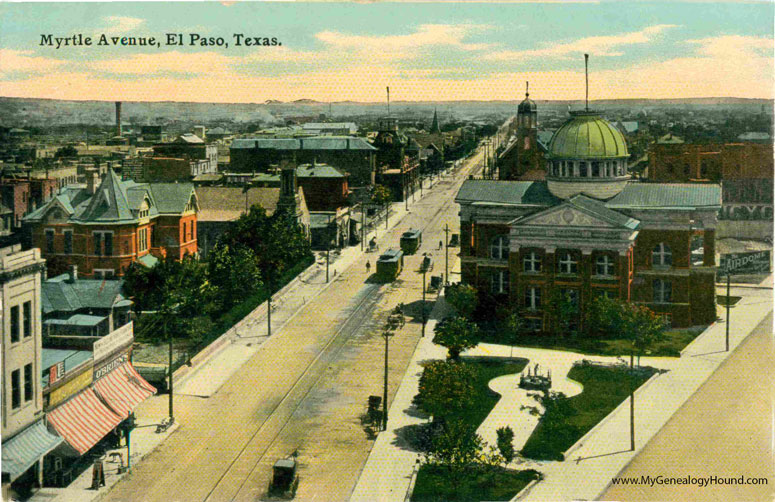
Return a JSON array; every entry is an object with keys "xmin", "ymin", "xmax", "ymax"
[
  {"xmin": 420, "ymin": 254, "xmax": 429, "ymax": 337},
  {"xmin": 629, "ymin": 351, "xmax": 635, "ymax": 451},
  {"xmin": 167, "ymin": 322, "xmax": 174, "ymax": 424},
  {"xmin": 443, "ymin": 224, "xmax": 450, "ymax": 285}
]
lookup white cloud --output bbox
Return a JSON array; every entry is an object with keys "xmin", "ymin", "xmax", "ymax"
[
  {"xmin": 486, "ymin": 24, "xmax": 679, "ymax": 60},
  {"xmin": 0, "ymin": 49, "xmax": 66, "ymax": 75},
  {"xmin": 98, "ymin": 16, "xmax": 145, "ymax": 36}
]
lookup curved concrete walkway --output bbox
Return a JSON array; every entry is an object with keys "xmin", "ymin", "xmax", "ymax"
[{"xmin": 472, "ymin": 344, "xmax": 679, "ymax": 457}]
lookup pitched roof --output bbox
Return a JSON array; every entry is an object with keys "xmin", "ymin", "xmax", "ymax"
[
  {"xmin": 149, "ymin": 183, "xmax": 195, "ymax": 214},
  {"xmin": 42, "ymin": 276, "xmax": 128, "ymax": 314},
  {"xmin": 606, "ymin": 182, "xmax": 722, "ymax": 210},
  {"xmin": 566, "ymin": 194, "xmax": 640, "ymax": 229},
  {"xmin": 296, "ymin": 163, "xmax": 346, "ymax": 178},
  {"xmin": 195, "ymin": 186, "xmax": 280, "ymax": 222},
  {"xmin": 76, "ymin": 169, "xmax": 138, "ymax": 223},
  {"xmin": 175, "ymin": 133, "xmax": 205, "ymax": 144},
  {"xmin": 456, "ymin": 180, "xmax": 560, "ymax": 206}
]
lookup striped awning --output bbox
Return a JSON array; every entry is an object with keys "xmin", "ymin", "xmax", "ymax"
[
  {"xmin": 94, "ymin": 363, "xmax": 156, "ymax": 417},
  {"xmin": 47, "ymin": 388, "xmax": 123, "ymax": 455},
  {"xmin": 2, "ymin": 420, "xmax": 63, "ymax": 481}
]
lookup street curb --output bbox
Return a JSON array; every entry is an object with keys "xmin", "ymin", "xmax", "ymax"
[
  {"xmin": 561, "ymin": 370, "xmax": 663, "ymax": 461},
  {"xmin": 511, "ymin": 476, "xmax": 542, "ymax": 502}
]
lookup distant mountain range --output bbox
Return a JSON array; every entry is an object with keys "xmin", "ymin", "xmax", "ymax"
[{"xmin": 0, "ymin": 96, "xmax": 770, "ymax": 127}]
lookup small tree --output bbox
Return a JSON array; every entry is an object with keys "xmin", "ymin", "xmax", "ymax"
[
  {"xmin": 445, "ymin": 283, "xmax": 479, "ymax": 319},
  {"xmin": 624, "ymin": 304, "xmax": 667, "ymax": 365},
  {"xmin": 545, "ymin": 290, "xmax": 578, "ymax": 339},
  {"xmin": 433, "ymin": 316, "xmax": 480, "ymax": 361},
  {"xmin": 207, "ymin": 243, "xmax": 263, "ymax": 310},
  {"xmin": 372, "ymin": 184, "xmax": 392, "ymax": 220},
  {"xmin": 416, "ymin": 360, "xmax": 475, "ymax": 419},
  {"xmin": 496, "ymin": 426, "xmax": 515, "ymax": 464},
  {"xmin": 425, "ymin": 420, "xmax": 486, "ymax": 496}
]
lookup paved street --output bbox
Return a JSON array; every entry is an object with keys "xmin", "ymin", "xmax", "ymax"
[{"xmin": 98, "ymin": 149, "xmax": 485, "ymax": 502}]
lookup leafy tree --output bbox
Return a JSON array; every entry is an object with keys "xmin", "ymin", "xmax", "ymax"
[
  {"xmin": 416, "ymin": 361, "xmax": 475, "ymax": 419},
  {"xmin": 496, "ymin": 426, "xmax": 516, "ymax": 464},
  {"xmin": 623, "ymin": 304, "xmax": 667, "ymax": 365},
  {"xmin": 545, "ymin": 290, "xmax": 578, "ymax": 339},
  {"xmin": 220, "ymin": 204, "xmax": 312, "ymax": 286},
  {"xmin": 425, "ymin": 420, "xmax": 486, "ymax": 495},
  {"xmin": 445, "ymin": 283, "xmax": 479, "ymax": 319},
  {"xmin": 433, "ymin": 316, "xmax": 480, "ymax": 360},
  {"xmin": 584, "ymin": 296, "xmax": 628, "ymax": 339},
  {"xmin": 54, "ymin": 145, "xmax": 78, "ymax": 159},
  {"xmin": 539, "ymin": 391, "xmax": 577, "ymax": 448},
  {"xmin": 207, "ymin": 242, "xmax": 263, "ymax": 310},
  {"xmin": 372, "ymin": 184, "xmax": 392, "ymax": 207}
]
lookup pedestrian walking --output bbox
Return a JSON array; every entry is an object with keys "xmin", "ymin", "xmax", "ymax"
[
  {"xmin": 366, "ymin": 261, "xmax": 371, "ymax": 273},
  {"xmin": 438, "ymin": 240, "xmax": 443, "ymax": 250}
]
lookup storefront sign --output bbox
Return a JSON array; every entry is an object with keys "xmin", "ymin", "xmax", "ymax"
[
  {"xmin": 94, "ymin": 354, "xmax": 128, "ymax": 381},
  {"xmin": 48, "ymin": 368, "xmax": 93, "ymax": 408},
  {"xmin": 93, "ymin": 322, "xmax": 134, "ymax": 363},
  {"xmin": 50, "ymin": 361, "xmax": 65, "ymax": 385},
  {"xmin": 720, "ymin": 251, "xmax": 771, "ymax": 275}
]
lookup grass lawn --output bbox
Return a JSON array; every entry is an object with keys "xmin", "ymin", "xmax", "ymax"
[
  {"xmin": 446, "ymin": 357, "xmax": 529, "ymax": 428},
  {"xmin": 411, "ymin": 464, "xmax": 541, "ymax": 502},
  {"xmin": 717, "ymin": 295, "xmax": 742, "ymax": 307},
  {"xmin": 521, "ymin": 361, "xmax": 660, "ymax": 461},
  {"xmin": 482, "ymin": 327, "xmax": 706, "ymax": 358}
]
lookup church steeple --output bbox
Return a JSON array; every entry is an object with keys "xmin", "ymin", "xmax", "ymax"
[{"xmin": 430, "ymin": 108, "xmax": 441, "ymax": 134}]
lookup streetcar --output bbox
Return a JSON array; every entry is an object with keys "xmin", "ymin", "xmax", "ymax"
[
  {"xmin": 376, "ymin": 248, "xmax": 404, "ymax": 282},
  {"xmin": 399, "ymin": 229, "xmax": 422, "ymax": 255}
]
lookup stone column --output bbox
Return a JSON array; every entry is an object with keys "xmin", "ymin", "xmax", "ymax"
[{"xmin": 619, "ymin": 249, "xmax": 630, "ymax": 301}]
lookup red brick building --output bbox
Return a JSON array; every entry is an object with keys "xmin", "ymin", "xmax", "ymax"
[
  {"xmin": 23, "ymin": 169, "xmax": 197, "ymax": 278},
  {"xmin": 457, "ymin": 108, "xmax": 721, "ymax": 330},
  {"xmin": 648, "ymin": 142, "xmax": 773, "ymax": 182}
]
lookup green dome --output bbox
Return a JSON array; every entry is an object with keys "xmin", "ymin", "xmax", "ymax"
[{"xmin": 548, "ymin": 111, "xmax": 629, "ymax": 159}]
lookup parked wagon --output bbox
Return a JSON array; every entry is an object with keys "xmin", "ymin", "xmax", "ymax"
[
  {"xmin": 267, "ymin": 454, "xmax": 300, "ymax": 499},
  {"xmin": 376, "ymin": 249, "xmax": 404, "ymax": 282},
  {"xmin": 400, "ymin": 229, "xmax": 422, "ymax": 255}
]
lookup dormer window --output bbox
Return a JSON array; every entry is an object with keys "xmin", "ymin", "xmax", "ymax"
[{"xmin": 139, "ymin": 208, "xmax": 149, "ymax": 219}]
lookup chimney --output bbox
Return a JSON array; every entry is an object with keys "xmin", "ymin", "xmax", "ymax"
[
  {"xmin": 87, "ymin": 171, "xmax": 99, "ymax": 194},
  {"xmin": 115, "ymin": 102, "xmax": 122, "ymax": 137},
  {"xmin": 68, "ymin": 265, "xmax": 78, "ymax": 283}
]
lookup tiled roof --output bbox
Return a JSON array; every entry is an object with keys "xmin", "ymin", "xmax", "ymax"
[
  {"xmin": 606, "ymin": 182, "xmax": 722, "ymax": 209},
  {"xmin": 195, "ymin": 186, "xmax": 280, "ymax": 222},
  {"xmin": 456, "ymin": 180, "xmax": 560, "ymax": 206}
]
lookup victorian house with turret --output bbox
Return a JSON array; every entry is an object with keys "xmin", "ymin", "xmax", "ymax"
[
  {"xmin": 456, "ymin": 82, "xmax": 720, "ymax": 329},
  {"xmin": 23, "ymin": 169, "xmax": 198, "ymax": 278}
]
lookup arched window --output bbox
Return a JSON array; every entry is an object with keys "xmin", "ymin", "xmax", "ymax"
[
  {"xmin": 652, "ymin": 243, "xmax": 672, "ymax": 267},
  {"xmin": 558, "ymin": 251, "xmax": 578, "ymax": 274},
  {"xmin": 653, "ymin": 279, "xmax": 672, "ymax": 303},
  {"xmin": 596, "ymin": 254, "xmax": 615, "ymax": 276},
  {"xmin": 490, "ymin": 235, "xmax": 509, "ymax": 260},
  {"xmin": 491, "ymin": 270, "xmax": 509, "ymax": 294},
  {"xmin": 523, "ymin": 251, "xmax": 542, "ymax": 272}
]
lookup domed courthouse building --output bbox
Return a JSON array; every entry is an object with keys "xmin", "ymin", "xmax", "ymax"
[{"xmin": 455, "ymin": 88, "xmax": 721, "ymax": 330}]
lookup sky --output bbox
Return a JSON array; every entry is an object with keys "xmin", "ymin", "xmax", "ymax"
[{"xmin": 0, "ymin": 1, "xmax": 773, "ymax": 103}]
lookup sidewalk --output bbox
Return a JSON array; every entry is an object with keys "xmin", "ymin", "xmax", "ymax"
[
  {"xmin": 517, "ymin": 277, "xmax": 773, "ymax": 501},
  {"xmin": 29, "ymin": 400, "xmax": 179, "ymax": 502},
  {"xmin": 349, "ymin": 274, "xmax": 772, "ymax": 502}
]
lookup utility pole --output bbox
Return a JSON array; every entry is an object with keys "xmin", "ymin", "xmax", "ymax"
[
  {"xmin": 725, "ymin": 271, "xmax": 731, "ymax": 351},
  {"xmin": 382, "ymin": 329, "xmax": 390, "ymax": 431},
  {"xmin": 267, "ymin": 285, "xmax": 272, "ymax": 337},
  {"xmin": 168, "ymin": 322, "xmax": 174, "ymax": 424},
  {"xmin": 421, "ymin": 256, "xmax": 428, "ymax": 337},
  {"xmin": 444, "ymin": 224, "xmax": 450, "ymax": 284},
  {"xmin": 629, "ymin": 351, "xmax": 635, "ymax": 451},
  {"xmin": 361, "ymin": 195, "xmax": 366, "ymax": 251},
  {"xmin": 326, "ymin": 214, "xmax": 332, "ymax": 283}
]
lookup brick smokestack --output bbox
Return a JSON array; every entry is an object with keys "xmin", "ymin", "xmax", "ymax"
[{"xmin": 115, "ymin": 101, "xmax": 122, "ymax": 137}]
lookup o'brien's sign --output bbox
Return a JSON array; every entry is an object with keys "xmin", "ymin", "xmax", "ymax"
[{"xmin": 719, "ymin": 251, "xmax": 771, "ymax": 275}]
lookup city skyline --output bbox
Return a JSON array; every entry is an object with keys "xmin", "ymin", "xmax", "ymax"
[{"xmin": 0, "ymin": 1, "xmax": 773, "ymax": 103}]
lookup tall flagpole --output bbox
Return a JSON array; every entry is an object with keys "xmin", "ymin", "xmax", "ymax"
[{"xmin": 584, "ymin": 53, "xmax": 589, "ymax": 111}]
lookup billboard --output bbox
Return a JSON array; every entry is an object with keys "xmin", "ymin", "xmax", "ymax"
[{"xmin": 719, "ymin": 250, "xmax": 772, "ymax": 275}]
